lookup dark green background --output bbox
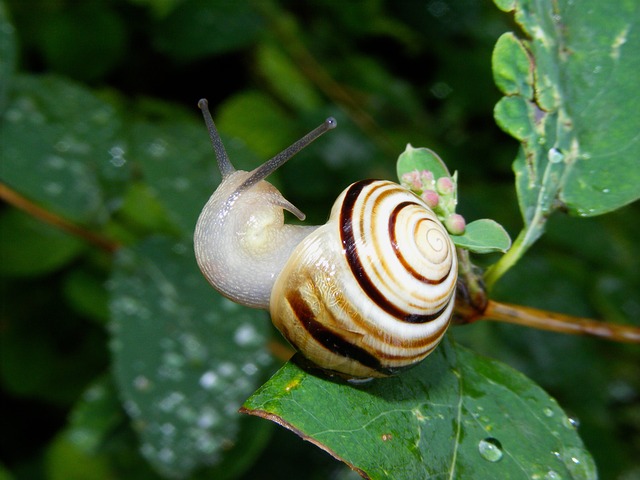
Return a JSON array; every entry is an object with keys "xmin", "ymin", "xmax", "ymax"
[{"xmin": 1, "ymin": 1, "xmax": 638, "ymax": 478}]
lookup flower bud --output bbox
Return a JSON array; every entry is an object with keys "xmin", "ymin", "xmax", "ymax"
[
  {"xmin": 401, "ymin": 170, "xmax": 422, "ymax": 190},
  {"xmin": 421, "ymin": 189, "xmax": 439, "ymax": 209},
  {"xmin": 444, "ymin": 213, "xmax": 466, "ymax": 235},
  {"xmin": 436, "ymin": 176, "xmax": 454, "ymax": 195}
]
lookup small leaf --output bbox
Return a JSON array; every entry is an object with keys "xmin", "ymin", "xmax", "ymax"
[
  {"xmin": 396, "ymin": 145, "xmax": 451, "ymax": 181},
  {"xmin": 109, "ymin": 236, "xmax": 274, "ymax": 478},
  {"xmin": 451, "ymin": 219, "xmax": 512, "ymax": 253},
  {"xmin": 243, "ymin": 337, "xmax": 594, "ymax": 480},
  {"xmin": 492, "ymin": 32, "xmax": 533, "ymax": 98}
]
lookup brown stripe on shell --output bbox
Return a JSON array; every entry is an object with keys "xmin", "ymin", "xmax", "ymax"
[
  {"xmin": 388, "ymin": 201, "xmax": 452, "ymax": 285},
  {"xmin": 285, "ymin": 289, "xmax": 386, "ymax": 373},
  {"xmin": 340, "ymin": 180, "xmax": 451, "ymax": 324}
]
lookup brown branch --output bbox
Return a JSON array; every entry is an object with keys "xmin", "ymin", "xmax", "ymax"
[
  {"xmin": 0, "ymin": 182, "xmax": 120, "ymax": 254},
  {"xmin": 481, "ymin": 300, "xmax": 640, "ymax": 344}
]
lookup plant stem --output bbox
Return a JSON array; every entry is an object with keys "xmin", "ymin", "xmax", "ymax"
[
  {"xmin": 483, "ymin": 208, "xmax": 548, "ymax": 290},
  {"xmin": 0, "ymin": 183, "xmax": 120, "ymax": 254},
  {"xmin": 479, "ymin": 300, "xmax": 640, "ymax": 344}
]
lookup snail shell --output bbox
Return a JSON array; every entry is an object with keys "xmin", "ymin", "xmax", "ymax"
[
  {"xmin": 271, "ymin": 179, "xmax": 457, "ymax": 378},
  {"xmin": 194, "ymin": 99, "xmax": 457, "ymax": 378}
]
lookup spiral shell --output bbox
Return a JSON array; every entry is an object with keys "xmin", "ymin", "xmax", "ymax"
[{"xmin": 270, "ymin": 179, "xmax": 458, "ymax": 378}]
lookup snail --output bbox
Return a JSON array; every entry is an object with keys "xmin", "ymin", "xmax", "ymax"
[{"xmin": 194, "ymin": 99, "xmax": 458, "ymax": 378}]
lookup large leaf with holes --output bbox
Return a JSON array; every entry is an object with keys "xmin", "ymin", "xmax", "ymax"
[
  {"xmin": 243, "ymin": 337, "xmax": 595, "ymax": 479},
  {"xmin": 109, "ymin": 236, "xmax": 274, "ymax": 477},
  {"xmin": 493, "ymin": 0, "xmax": 640, "ymax": 221}
]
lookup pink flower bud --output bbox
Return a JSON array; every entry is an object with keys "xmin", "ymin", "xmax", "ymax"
[
  {"xmin": 436, "ymin": 176, "xmax": 454, "ymax": 195},
  {"xmin": 444, "ymin": 213, "xmax": 466, "ymax": 235},
  {"xmin": 421, "ymin": 189, "xmax": 440, "ymax": 209},
  {"xmin": 401, "ymin": 170, "xmax": 422, "ymax": 190},
  {"xmin": 420, "ymin": 170, "xmax": 434, "ymax": 184}
]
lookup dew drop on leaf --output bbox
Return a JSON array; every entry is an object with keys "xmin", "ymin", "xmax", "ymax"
[
  {"xmin": 478, "ymin": 437, "xmax": 503, "ymax": 462},
  {"xmin": 199, "ymin": 371, "xmax": 219, "ymax": 390},
  {"xmin": 547, "ymin": 148, "xmax": 564, "ymax": 164},
  {"xmin": 544, "ymin": 470, "xmax": 561, "ymax": 480},
  {"xmin": 543, "ymin": 407, "xmax": 554, "ymax": 417},
  {"xmin": 234, "ymin": 323, "xmax": 260, "ymax": 347}
]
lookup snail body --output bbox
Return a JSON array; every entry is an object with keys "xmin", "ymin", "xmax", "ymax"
[{"xmin": 194, "ymin": 99, "xmax": 457, "ymax": 378}]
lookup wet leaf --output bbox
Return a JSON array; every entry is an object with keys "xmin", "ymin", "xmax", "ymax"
[
  {"xmin": 243, "ymin": 337, "xmax": 595, "ymax": 480},
  {"xmin": 492, "ymin": 1, "xmax": 640, "ymax": 218},
  {"xmin": 109, "ymin": 236, "xmax": 274, "ymax": 477},
  {"xmin": 130, "ymin": 119, "xmax": 219, "ymax": 237},
  {"xmin": 0, "ymin": 75, "xmax": 129, "ymax": 225}
]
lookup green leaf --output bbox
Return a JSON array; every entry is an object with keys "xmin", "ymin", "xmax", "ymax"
[
  {"xmin": 487, "ymin": 0, "xmax": 640, "ymax": 287},
  {"xmin": 492, "ymin": 33, "xmax": 533, "ymax": 98},
  {"xmin": 396, "ymin": 145, "xmax": 451, "ymax": 181},
  {"xmin": 109, "ymin": 236, "xmax": 274, "ymax": 478},
  {"xmin": 153, "ymin": 0, "xmax": 263, "ymax": 61},
  {"xmin": 216, "ymin": 90, "xmax": 298, "ymax": 160},
  {"xmin": 0, "ymin": 209, "xmax": 85, "ymax": 277},
  {"xmin": 451, "ymin": 219, "xmax": 512, "ymax": 253},
  {"xmin": 46, "ymin": 434, "xmax": 113, "ymax": 480},
  {"xmin": 0, "ymin": 0, "xmax": 17, "ymax": 111},
  {"xmin": 255, "ymin": 42, "xmax": 324, "ymax": 112},
  {"xmin": 130, "ymin": 119, "xmax": 220, "ymax": 236},
  {"xmin": 65, "ymin": 376, "xmax": 124, "ymax": 454},
  {"xmin": 37, "ymin": 3, "xmax": 126, "ymax": 82},
  {"xmin": 243, "ymin": 337, "xmax": 595, "ymax": 480},
  {"xmin": 0, "ymin": 75, "xmax": 129, "ymax": 225},
  {"xmin": 493, "ymin": 1, "xmax": 640, "ymax": 216}
]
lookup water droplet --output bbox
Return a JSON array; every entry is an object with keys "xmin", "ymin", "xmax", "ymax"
[
  {"xmin": 46, "ymin": 155, "xmax": 66, "ymax": 169},
  {"xmin": 548, "ymin": 148, "xmax": 564, "ymax": 163},
  {"xmin": 44, "ymin": 182, "xmax": 63, "ymax": 196},
  {"xmin": 157, "ymin": 392, "xmax": 185, "ymax": 412},
  {"xmin": 241, "ymin": 363, "xmax": 258, "ymax": 376},
  {"xmin": 109, "ymin": 145, "xmax": 127, "ymax": 167},
  {"xmin": 196, "ymin": 407, "xmax": 220, "ymax": 429},
  {"xmin": 179, "ymin": 333, "xmax": 207, "ymax": 363},
  {"xmin": 199, "ymin": 371, "xmax": 219, "ymax": 390},
  {"xmin": 543, "ymin": 407, "xmax": 554, "ymax": 417},
  {"xmin": 148, "ymin": 139, "xmax": 168, "ymax": 157},
  {"xmin": 159, "ymin": 422, "xmax": 176, "ymax": 437},
  {"xmin": 478, "ymin": 437, "xmax": 503, "ymax": 462},
  {"xmin": 563, "ymin": 416, "xmax": 580, "ymax": 429},
  {"xmin": 601, "ymin": 188, "xmax": 610, "ymax": 194},
  {"xmin": 217, "ymin": 362, "xmax": 236, "ymax": 377},
  {"xmin": 133, "ymin": 375, "xmax": 152, "ymax": 391},
  {"xmin": 544, "ymin": 470, "xmax": 561, "ymax": 480},
  {"xmin": 157, "ymin": 447, "xmax": 175, "ymax": 464},
  {"xmin": 234, "ymin": 323, "xmax": 260, "ymax": 347},
  {"xmin": 562, "ymin": 447, "xmax": 596, "ymax": 478}
]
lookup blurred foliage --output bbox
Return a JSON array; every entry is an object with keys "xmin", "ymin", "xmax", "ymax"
[{"xmin": 0, "ymin": 0, "xmax": 638, "ymax": 479}]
